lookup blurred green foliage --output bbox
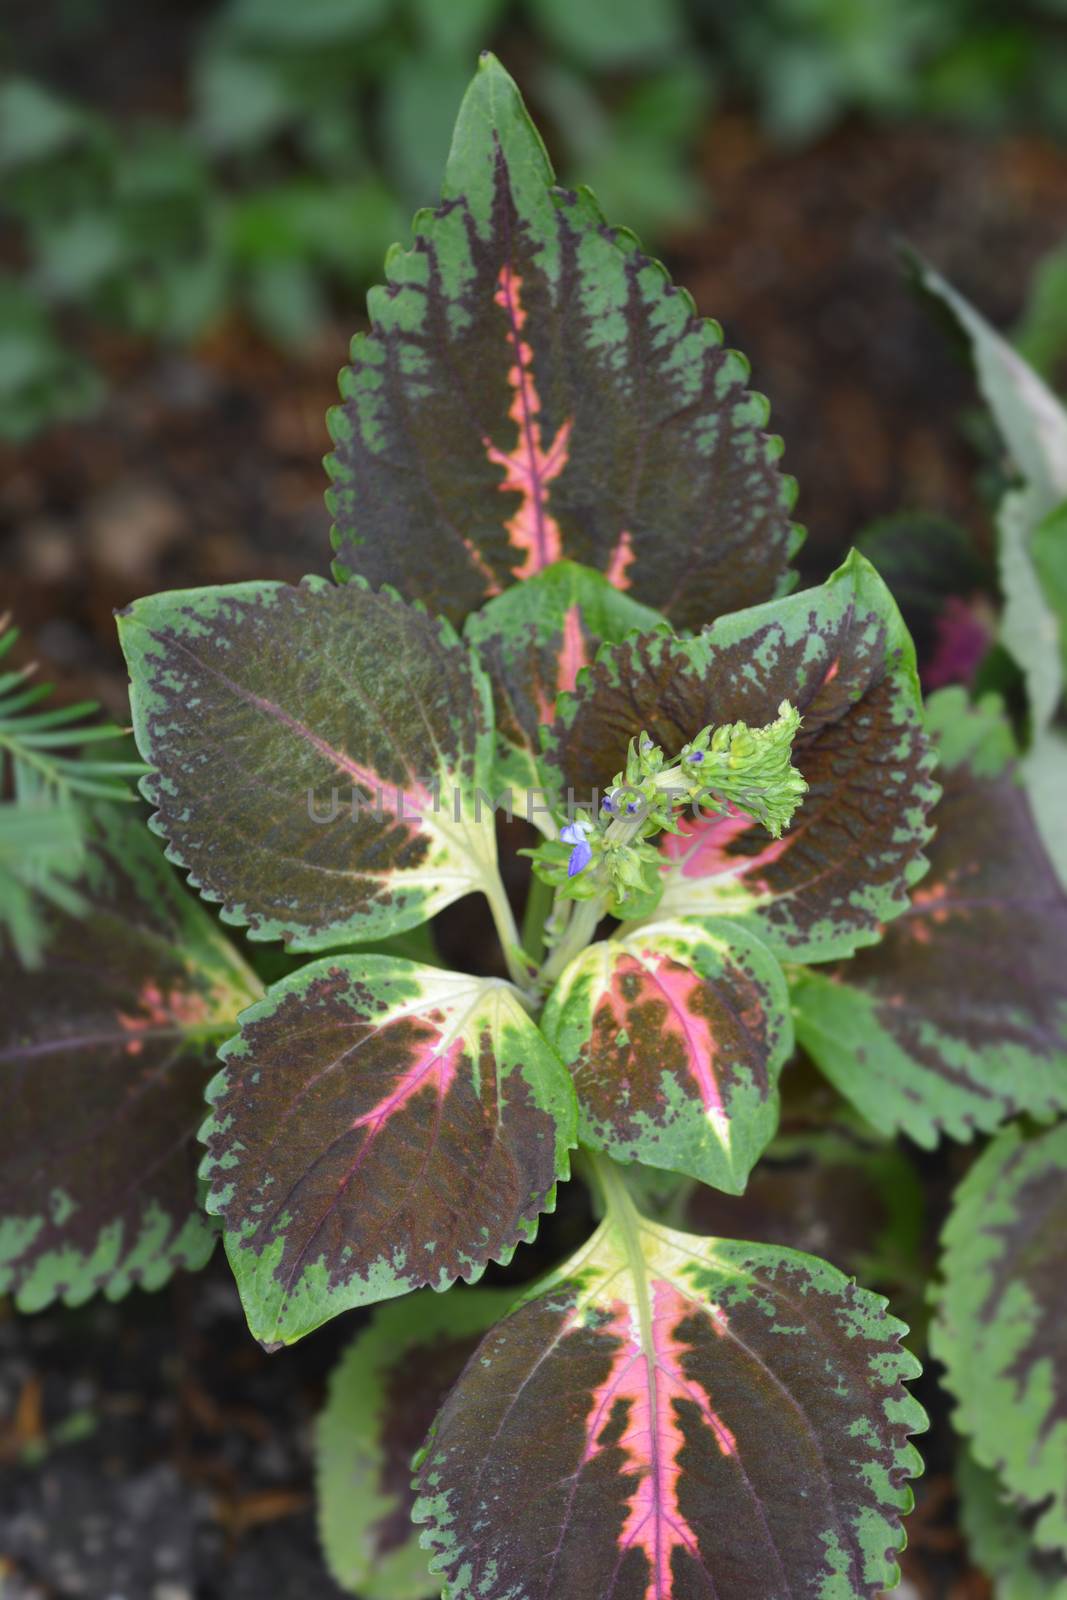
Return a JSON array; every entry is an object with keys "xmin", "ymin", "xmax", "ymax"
[{"xmin": 5, "ymin": 0, "xmax": 1067, "ymax": 438}]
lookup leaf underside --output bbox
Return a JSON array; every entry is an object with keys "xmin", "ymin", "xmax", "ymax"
[
  {"xmin": 118, "ymin": 576, "xmax": 500, "ymax": 951},
  {"xmin": 543, "ymin": 551, "xmax": 938, "ymax": 962},
  {"xmin": 327, "ymin": 53, "xmax": 801, "ymax": 631},
  {"xmin": 318, "ymin": 1287, "xmax": 515, "ymax": 1600},
  {"xmin": 414, "ymin": 1215, "xmax": 925, "ymax": 1600},
  {"xmin": 932, "ymin": 1120, "xmax": 1067, "ymax": 1555},
  {"xmin": 200, "ymin": 955, "xmax": 576, "ymax": 1346},
  {"xmin": 793, "ymin": 730, "xmax": 1067, "ymax": 1146},
  {"xmin": 542, "ymin": 915, "xmax": 793, "ymax": 1194},
  {"xmin": 0, "ymin": 806, "xmax": 257, "ymax": 1310}
]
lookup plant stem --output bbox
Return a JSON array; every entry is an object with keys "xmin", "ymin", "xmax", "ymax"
[
  {"xmin": 584, "ymin": 1149, "xmax": 638, "ymax": 1225},
  {"xmin": 583, "ymin": 1153, "xmax": 656, "ymax": 1364},
  {"xmin": 537, "ymin": 896, "xmax": 604, "ymax": 990},
  {"xmin": 484, "ymin": 879, "xmax": 536, "ymax": 994},
  {"xmin": 520, "ymin": 871, "xmax": 554, "ymax": 965}
]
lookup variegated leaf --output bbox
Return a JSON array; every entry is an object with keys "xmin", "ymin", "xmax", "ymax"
[
  {"xmin": 543, "ymin": 550, "xmax": 938, "ymax": 962},
  {"xmin": 200, "ymin": 955, "xmax": 576, "ymax": 1346},
  {"xmin": 792, "ymin": 690, "xmax": 1067, "ymax": 1146},
  {"xmin": 327, "ymin": 54, "xmax": 801, "ymax": 630},
  {"xmin": 414, "ymin": 1167, "xmax": 925, "ymax": 1600},
  {"xmin": 118, "ymin": 577, "xmax": 504, "ymax": 951},
  {"xmin": 932, "ymin": 1121, "xmax": 1067, "ymax": 1555},
  {"xmin": 541, "ymin": 917, "xmax": 791, "ymax": 1194},
  {"xmin": 464, "ymin": 561, "xmax": 664, "ymax": 823},
  {"xmin": 916, "ymin": 258, "xmax": 1067, "ymax": 730},
  {"xmin": 318, "ymin": 1287, "xmax": 515, "ymax": 1600},
  {"xmin": 0, "ymin": 806, "xmax": 258, "ymax": 1310},
  {"xmin": 957, "ymin": 1449, "xmax": 1067, "ymax": 1599}
]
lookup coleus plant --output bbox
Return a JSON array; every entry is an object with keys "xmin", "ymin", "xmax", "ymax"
[{"xmin": 4, "ymin": 53, "xmax": 1067, "ymax": 1600}]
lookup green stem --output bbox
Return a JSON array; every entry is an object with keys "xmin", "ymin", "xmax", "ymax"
[
  {"xmin": 585, "ymin": 1149, "xmax": 640, "ymax": 1229},
  {"xmin": 537, "ymin": 896, "xmax": 604, "ymax": 990},
  {"xmin": 520, "ymin": 871, "xmax": 555, "ymax": 965},
  {"xmin": 484, "ymin": 879, "xmax": 536, "ymax": 995},
  {"xmin": 584, "ymin": 1152, "xmax": 656, "ymax": 1363}
]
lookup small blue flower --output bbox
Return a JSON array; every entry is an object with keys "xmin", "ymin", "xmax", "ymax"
[
  {"xmin": 567, "ymin": 838, "xmax": 593, "ymax": 876},
  {"xmin": 687, "ymin": 750, "xmax": 705, "ymax": 764},
  {"xmin": 559, "ymin": 820, "xmax": 593, "ymax": 877},
  {"xmin": 601, "ymin": 797, "xmax": 614, "ymax": 814},
  {"xmin": 625, "ymin": 800, "xmax": 640, "ymax": 814}
]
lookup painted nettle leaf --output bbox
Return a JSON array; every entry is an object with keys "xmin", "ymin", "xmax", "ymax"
[
  {"xmin": 326, "ymin": 53, "xmax": 802, "ymax": 631},
  {"xmin": 0, "ymin": 805, "xmax": 259, "ymax": 1310},
  {"xmin": 932, "ymin": 1121, "xmax": 1067, "ymax": 1555},
  {"xmin": 541, "ymin": 916, "xmax": 793, "ymax": 1193},
  {"xmin": 464, "ymin": 561, "xmax": 664, "ymax": 819},
  {"xmin": 792, "ymin": 689, "xmax": 1067, "ymax": 1146},
  {"xmin": 318, "ymin": 1287, "xmax": 515, "ymax": 1600},
  {"xmin": 414, "ymin": 1160, "xmax": 925, "ymax": 1600},
  {"xmin": 956, "ymin": 1449, "xmax": 1067, "ymax": 1599},
  {"xmin": 117, "ymin": 576, "xmax": 508, "ymax": 952},
  {"xmin": 543, "ymin": 549, "xmax": 939, "ymax": 963},
  {"xmin": 200, "ymin": 955, "xmax": 576, "ymax": 1346}
]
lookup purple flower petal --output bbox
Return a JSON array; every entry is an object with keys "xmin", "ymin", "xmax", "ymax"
[
  {"xmin": 567, "ymin": 840, "xmax": 593, "ymax": 877},
  {"xmin": 559, "ymin": 821, "xmax": 586, "ymax": 845}
]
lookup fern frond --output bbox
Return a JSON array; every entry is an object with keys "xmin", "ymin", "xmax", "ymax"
[
  {"xmin": 0, "ymin": 613, "xmax": 147, "ymax": 965},
  {"xmin": 0, "ymin": 613, "xmax": 146, "ymax": 807}
]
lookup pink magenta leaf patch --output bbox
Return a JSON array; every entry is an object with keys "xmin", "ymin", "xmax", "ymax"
[
  {"xmin": 327, "ymin": 55, "xmax": 800, "ymax": 630},
  {"xmin": 483, "ymin": 264, "xmax": 573, "ymax": 580},
  {"xmin": 464, "ymin": 561, "xmax": 665, "ymax": 815},
  {"xmin": 199, "ymin": 955, "xmax": 577, "ymax": 1347},
  {"xmin": 543, "ymin": 551, "xmax": 939, "ymax": 962},
  {"xmin": 792, "ymin": 691, "xmax": 1067, "ymax": 1146},
  {"xmin": 0, "ymin": 806, "xmax": 259, "ymax": 1311},
  {"xmin": 118, "ymin": 577, "xmax": 505, "ymax": 952},
  {"xmin": 541, "ymin": 916, "xmax": 792, "ymax": 1194},
  {"xmin": 413, "ymin": 1199, "xmax": 926, "ymax": 1600}
]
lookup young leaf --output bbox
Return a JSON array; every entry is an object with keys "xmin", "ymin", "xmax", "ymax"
[
  {"xmin": 464, "ymin": 561, "xmax": 664, "ymax": 819},
  {"xmin": 200, "ymin": 955, "xmax": 577, "ymax": 1347},
  {"xmin": 318, "ymin": 1287, "xmax": 515, "ymax": 1600},
  {"xmin": 1032, "ymin": 500, "xmax": 1067, "ymax": 685},
  {"xmin": 1023, "ymin": 728, "xmax": 1067, "ymax": 892},
  {"xmin": 118, "ymin": 577, "xmax": 505, "ymax": 951},
  {"xmin": 0, "ymin": 805, "xmax": 259, "ymax": 1310},
  {"xmin": 957, "ymin": 1449, "xmax": 1067, "ymax": 1599},
  {"xmin": 413, "ymin": 1165, "xmax": 925, "ymax": 1600},
  {"xmin": 915, "ymin": 258, "xmax": 1067, "ymax": 730},
  {"xmin": 932, "ymin": 1121, "xmax": 1067, "ymax": 1555},
  {"xmin": 327, "ymin": 53, "xmax": 801, "ymax": 630},
  {"xmin": 792, "ymin": 692, "xmax": 1067, "ymax": 1146},
  {"xmin": 541, "ymin": 916, "xmax": 792, "ymax": 1194},
  {"xmin": 543, "ymin": 549, "xmax": 938, "ymax": 962}
]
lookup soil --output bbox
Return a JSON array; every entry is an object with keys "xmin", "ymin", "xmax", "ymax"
[{"xmin": 3, "ymin": 82, "xmax": 1065, "ymax": 1600}]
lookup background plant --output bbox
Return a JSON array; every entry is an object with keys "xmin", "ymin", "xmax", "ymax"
[{"xmin": 8, "ymin": 0, "xmax": 1067, "ymax": 442}]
